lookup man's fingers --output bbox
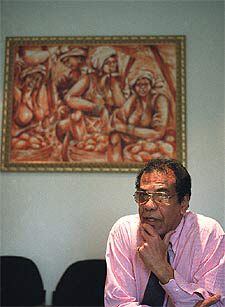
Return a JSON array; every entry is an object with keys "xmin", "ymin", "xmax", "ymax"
[
  {"xmin": 140, "ymin": 229, "xmax": 149, "ymax": 242},
  {"xmin": 194, "ymin": 294, "xmax": 221, "ymax": 307},
  {"xmin": 141, "ymin": 223, "xmax": 158, "ymax": 236},
  {"xmin": 136, "ymin": 243, "xmax": 148, "ymax": 255}
]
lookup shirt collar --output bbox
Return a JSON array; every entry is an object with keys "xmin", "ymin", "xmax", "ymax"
[{"xmin": 169, "ymin": 214, "xmax": 186, "ymax": 254}]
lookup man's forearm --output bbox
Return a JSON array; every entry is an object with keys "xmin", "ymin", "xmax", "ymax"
[{"xmin": 161, "ymin": 273, "xmax": 223, "ymax": 307}]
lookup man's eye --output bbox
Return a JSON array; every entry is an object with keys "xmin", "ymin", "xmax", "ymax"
[
  {"xmin": 156, "ymin": 193, "xmax": 167, "ymax": 199},
  {"xmin": 158, "ymin": 194, "xmax": 167, "ymax": 198},
  {"xmin": 142, "ymin": 193, "xmax": 149, "ymax": 198}
]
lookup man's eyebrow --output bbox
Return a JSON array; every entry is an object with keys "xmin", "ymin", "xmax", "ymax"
[
  {"xmin": 153, "ymin": 188, "xmax": 169, "ymax": 193},
  {"xmin": 137, "ymin": 188, "xmax": 146, "ymax": 192},
  {"xmin": 137, "ymin": 188, "xmax": 169, "ymax": 193},
  {"xmin": 149, "ymin": 188, "xmax": 170, "ymax": 193}
]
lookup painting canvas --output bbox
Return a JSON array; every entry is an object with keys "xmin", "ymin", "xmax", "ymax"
[{"xmin": 1, "ymin": 36, "xmax": 186, "ymax": 172}]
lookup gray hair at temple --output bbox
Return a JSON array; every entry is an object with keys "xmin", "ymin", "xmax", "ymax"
[{"xmin": 135, "ymin": 158, "xmax": 191, "ymax": 203}]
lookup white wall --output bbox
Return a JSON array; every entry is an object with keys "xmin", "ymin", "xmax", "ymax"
[{"xmin": 1, "ymin": 0, "xmax": 224, "ymax": 304}]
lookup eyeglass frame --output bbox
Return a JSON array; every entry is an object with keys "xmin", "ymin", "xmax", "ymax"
[{"xmin": 133, "ymin": 190, "xmax": 177, "ymax": 206}]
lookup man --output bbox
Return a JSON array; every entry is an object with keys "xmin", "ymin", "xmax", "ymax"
[{"xmin": 104, "ymin": 158, "xmax": 224, "ymax": 306}]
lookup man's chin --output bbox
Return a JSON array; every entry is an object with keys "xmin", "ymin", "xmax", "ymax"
[{"xmin": 140, "ymin": 220, "xmax": 165, "ymax": 237}]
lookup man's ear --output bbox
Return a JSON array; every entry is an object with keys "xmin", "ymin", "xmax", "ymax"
[{"xmin": 180, "ymin": 195, "xmax": 190, "ymax": 215}]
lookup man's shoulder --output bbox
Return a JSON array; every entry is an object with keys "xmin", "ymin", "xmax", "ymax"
[
  {"xmin": 185, "ymin": 211, "xmax": 224, "ymax": 236},
  {"xmin": 113, "ymin": 214, "xmax": 139, "ymax": 226},
  {"xmin": 110, "ymin": 214, "xmax": 139, "ymax": 233}
]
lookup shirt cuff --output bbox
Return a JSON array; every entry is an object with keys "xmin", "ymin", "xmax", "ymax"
[{"xmin": 160, "ymin": 271, "xmax": 211, "ymax": 305}]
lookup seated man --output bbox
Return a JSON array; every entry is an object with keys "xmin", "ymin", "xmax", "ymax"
[{"xmin": 104, "ymin": 158, "xmax": 224, "ymax": 306}]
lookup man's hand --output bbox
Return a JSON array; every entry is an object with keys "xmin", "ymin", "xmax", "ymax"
[
  {"xmin": 137, "ymin": 223, "xmax": 174, "ymax": 284},
  {"xmin": 194, "ymin": 294, "xmax": 221, "ymax": 306}
]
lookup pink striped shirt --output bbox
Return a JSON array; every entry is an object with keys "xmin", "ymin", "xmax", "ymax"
[{"xmin": 105, "ymin": 211, "xmax": 225, "ymax": 306}]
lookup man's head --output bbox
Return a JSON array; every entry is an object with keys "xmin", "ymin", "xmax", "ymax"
[{"xmin": 134, "ymin": 158, "xmax": 191, "ymax": 237}]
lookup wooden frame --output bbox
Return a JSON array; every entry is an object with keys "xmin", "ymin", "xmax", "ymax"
[{"xmin": 1, "ymin": 36, "xmax": 186, "ymax": 172}]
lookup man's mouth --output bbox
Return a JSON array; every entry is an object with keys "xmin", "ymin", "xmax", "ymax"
[{"xmin": 142, "ymin": 217, "xmax": 160, "ymax": 223}]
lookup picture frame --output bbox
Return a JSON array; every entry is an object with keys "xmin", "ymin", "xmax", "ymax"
[{"xmin": 1, "ymin": 35, "xmax": 186, "ymax": 172}]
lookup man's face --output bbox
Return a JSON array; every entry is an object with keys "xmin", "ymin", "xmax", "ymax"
[{"xmin": 138, "ymin": 170, "xmax": 189, "ymax": 238}]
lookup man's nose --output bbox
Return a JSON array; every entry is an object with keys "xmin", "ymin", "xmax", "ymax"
[{"xmin": 143, "ymin": 198, "xmax": 158, "ymax": 210}]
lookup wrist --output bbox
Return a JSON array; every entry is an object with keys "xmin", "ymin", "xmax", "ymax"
[{"xmin": 156, "ymin": 264, "xmax": 174, "ymax": 285}]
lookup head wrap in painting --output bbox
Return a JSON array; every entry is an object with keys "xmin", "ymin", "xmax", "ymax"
[{"xmin": 91, "ymin": 46, "xmax": 116, "ymax": 70}]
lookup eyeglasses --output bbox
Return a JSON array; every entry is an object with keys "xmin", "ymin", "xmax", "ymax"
[{"xmin": 133, "ymin": 190, "xmax": 176, "ymax": 206}]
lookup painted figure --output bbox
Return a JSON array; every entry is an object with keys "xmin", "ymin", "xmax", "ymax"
[
  {"xmin": 108, "ymin": 70, "xmax": 174, "ymax": 163},
  {"xmin": 53, "ymin": 47, "xmax": 109, "ymax": 160},
  {"xmin": 90, "ymin": 46, "xmax": 129, "ymax": 113}
]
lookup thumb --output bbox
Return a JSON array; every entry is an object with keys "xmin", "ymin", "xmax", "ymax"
[{"xmin": 163, "ymin": 230, "xmax": 175, "ymax": 247}]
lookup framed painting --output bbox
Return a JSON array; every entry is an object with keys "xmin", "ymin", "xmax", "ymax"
[{"xmin": 1, "ymin": 36, "xmax": 186, "ymax": 172}]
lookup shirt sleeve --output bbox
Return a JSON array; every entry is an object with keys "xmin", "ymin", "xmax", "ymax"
[
  {"xmin": 104, "ymin": 220, "xmax": 147, "ymax": 307},
  {"xmin": 162, "ymin": 233, "xmax": 225, "ymax": 307}
]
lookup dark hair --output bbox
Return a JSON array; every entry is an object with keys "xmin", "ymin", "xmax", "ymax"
[{"xmin": 135, "ymin": 158, "xmax": 191, "ymax": 203}]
